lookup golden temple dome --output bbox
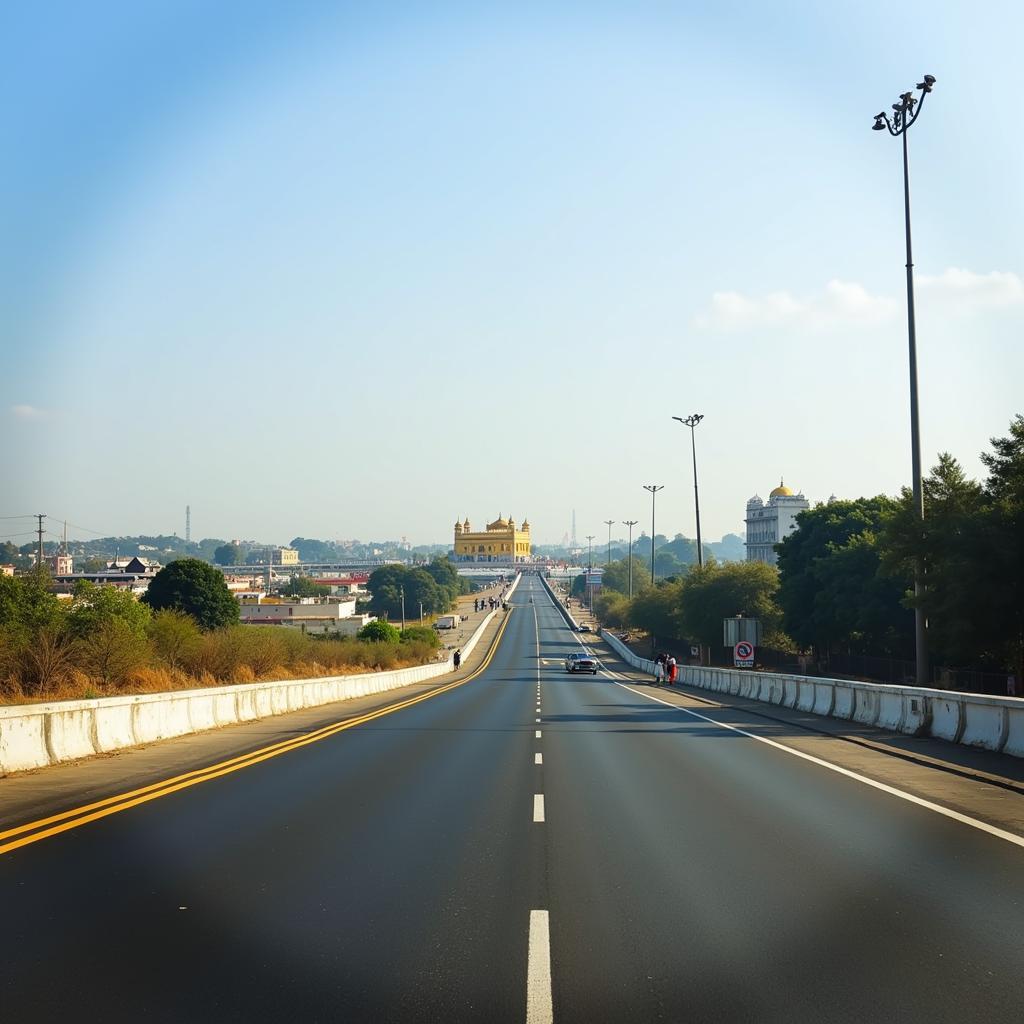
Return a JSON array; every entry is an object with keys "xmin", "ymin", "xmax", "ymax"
[{"xmin": 769, "ymin": 480, "xmax": 794, "ymax": 498}]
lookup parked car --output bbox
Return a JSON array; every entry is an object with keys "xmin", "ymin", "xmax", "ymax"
[
  {"xmin": 577, "ymin": 623, "xmax": 592, "ymax": 632},
  {"xmin": 565, "ymin": 651, "xmax": 599, "ymax": 674}
]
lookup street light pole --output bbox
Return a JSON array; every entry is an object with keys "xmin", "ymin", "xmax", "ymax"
[
  {"xmin": 400, "ymin": 585, "xmax": 406, "ymax": 631},
  {"xmin": 622, "ymin": 520, "xmax": 638, "ymax": 599},
  {"xmin": 642, "ymin": 485, "xmax": 663, "ymax": 584},
  {"xmin": 873, "ymin": 73, "xmax": 935, "ymax": 687},
  {"xmin": 603, "ymin": 520, "xmax": 614, "ymax": 566},
  {"xmin": 585, "ymin": 534, "xmax": 595, "ymax": 609},
  {"xmin": 672, "ymin": 414, "xmax": 705, "ymax": 568}
]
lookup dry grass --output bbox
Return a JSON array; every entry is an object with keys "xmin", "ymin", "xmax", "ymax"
[{"xmin": 0, "ymin": 627, "xmax": 442, "ymax": 706}]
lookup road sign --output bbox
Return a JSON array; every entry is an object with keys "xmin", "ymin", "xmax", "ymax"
[{"xmin": 734, "ymin": 641, "xmax": 755, "ymax": 668}]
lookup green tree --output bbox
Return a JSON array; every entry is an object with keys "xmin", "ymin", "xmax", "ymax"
[
  {"xmin": 600, "ymin": 557, "xmax": 651, "ymax": 596},
  {"xmin": 628, "ymin": 579, "xmax": 685, "ymax": 640},
  {"xmin": 358, "ymin": 620, "xmax": 400, "ymax": 643},
  {"xmin": 67, "ymin": 582, "xmax": 152, "ymax": 687},
  {"xmin": 776, "ymin": 497, "xmax": 910, "ymax": 657},
  {"xmin": 0, "ymin": 573, "xmax": 68, "ymax": 690},
  {"xmin": 282, "ymin": 576, "xmax": 331, "ymax": 598},
  {"xmin": 678, "ymin": 561, "xmax": 783, "ymax": 649},
  {"xmin": 593, "ymin": 590, "xmax": 630, "ymax": 629},
  {"xmin": 142, "ymin": 559, "xmax": 240, "ymax": 631},
  {"xmin": 213, "ymin": 543, "xmax": 241, "ymax": 566}
]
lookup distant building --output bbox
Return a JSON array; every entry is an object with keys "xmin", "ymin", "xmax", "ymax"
[
  {"xmin": 49, "ymin": 553, "xmax": 74, "ymax": 575},
  {"xmin": 238, "ymin": 596, "xmax": 360, "ymax": 633},
  {"xmin": 51, "ymin": 556, "xmax": 161, "ymax": 595},
  {"xmin": 250, "ymin": 547, "xmax": 300, "ymax": 566},
  {"xmin": 0, "ymin": 564, "xmax": 15, "ymax": 577},
  {"xmin": 745, "ymin": 481, "xmax": 810, "ymax": 565},
  {"xmin": 453, "ymin": 515, "xmax": 531, "ymax": 563}
]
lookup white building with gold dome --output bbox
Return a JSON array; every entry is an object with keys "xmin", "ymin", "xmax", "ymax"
[
  {"xmin": 745, "ymin": 481, "xmax": 809, "ymax": 565},
  {"xmin": 453, "ymin": 515, "xmax": 531, "ymax": 563}
]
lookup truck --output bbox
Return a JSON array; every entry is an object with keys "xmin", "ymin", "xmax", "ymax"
[{"xmin": 434, "ymin": 614, "xmax": 460, "ymax": 630}]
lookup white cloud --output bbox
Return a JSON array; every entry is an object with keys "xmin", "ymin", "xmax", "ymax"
[
  {"xmin": 917, "ymin": 268, "xmax": 1024, "ymax": 309},
  {"xmin": 10, "ymin": 404, "xmax": 48, "ymax": 420},
  {"xmin": 694, "ymin": 268, "xmax": 1023, "ymax": 331}
]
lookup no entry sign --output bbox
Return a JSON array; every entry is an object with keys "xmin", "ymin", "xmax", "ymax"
[{"xmin": 734, "ymin": 641, "xmax": 755, "ymax": 668}]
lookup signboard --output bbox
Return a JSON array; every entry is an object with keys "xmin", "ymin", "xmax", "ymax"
[
  {"xmin": 724, "ymin": 617, "xmax": 762, "ymax": 646},
  {"xmin": 733, "ymin": 641, "xmax": 755, "ymax": 668}
]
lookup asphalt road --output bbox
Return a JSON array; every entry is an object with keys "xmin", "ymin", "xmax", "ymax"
[{"xmin": 3, "ymin": 575, "xmax": 1024, "ymax": 1022}]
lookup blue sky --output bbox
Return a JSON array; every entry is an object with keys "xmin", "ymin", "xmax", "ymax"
[{"xmin": 3, "ymin": 2, "xmax": 1022, "ymax": 547}]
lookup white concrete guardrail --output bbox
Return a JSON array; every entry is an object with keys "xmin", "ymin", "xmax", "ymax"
[
  {"xmin": 601, "ymin": 629, "xmax": 1024, "ymax": 760},
  {"xmin": 0, "ymin": 582, "xmax": 518, "ymax": 776},
  {"xmin": 539, "ymin": 573, "xmax": 581, "ymax": 631}
]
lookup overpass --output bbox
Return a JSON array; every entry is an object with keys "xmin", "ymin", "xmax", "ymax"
[{"xmin": 2, "ymin": 574, "xmax": 1023, "ymax": 1020}]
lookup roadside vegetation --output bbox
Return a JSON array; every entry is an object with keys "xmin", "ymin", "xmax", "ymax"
[
  {"xmin": 588, "ymin": 416, "xmax": 1024, "ymax": 681},
  {"xmin": 0, "ymin": 558, "xmax": 443, "ymax": 705}
]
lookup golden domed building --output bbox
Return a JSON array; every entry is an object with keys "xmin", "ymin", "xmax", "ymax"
[
  {"xmin": 745, "ymin": 480, "xmax": 809, "ymax": 564},
  {"xmin": 453, "ymin": 515, "xmax": 531, "ymax": 563}
]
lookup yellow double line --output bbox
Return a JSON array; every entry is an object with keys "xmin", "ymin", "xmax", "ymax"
[{"xmin": 0, "ymin": 608, "xmax": 514, "ymax": 857}]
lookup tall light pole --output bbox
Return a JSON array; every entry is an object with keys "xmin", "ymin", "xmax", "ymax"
[
  {"xmin": 623, "ymin": 520, "xmax": 638, "ymax": 599},
  {"xmin": 400, "ymin": 585, "xmax": 406, "ymax": 630},
  {"xmin": 873, "ymin": 73, "xmax": 935, "ymax": 687},
  {"xmin": 585, "ymin": 534, "xmax": 595, "ymax": 609},
  {"xmin": 642, "ymin": 485, "xmax": 663, "ymax": 584},
  {"xmin": 672, "ymin": 414, "xmax": 705, "ymax": 569},
  {"xmin": 603, "ymin": 520, "xmax": 615, "ymax": 566}
]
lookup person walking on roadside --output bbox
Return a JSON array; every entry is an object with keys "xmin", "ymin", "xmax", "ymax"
[
  {"xmin": 453, "ymin": 649, "xmax": 461, "ymax": 671},
  {"xmin": 654, "ymin": 652, "xmax": 666, "ymax": 686},
  {"xmin": 666, "ymin": 655, "xmax": 678, "ymax": 685}
]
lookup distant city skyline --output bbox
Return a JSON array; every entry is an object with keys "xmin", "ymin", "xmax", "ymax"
[{"xmin": 4, "ymin": 4, "xmax": 1022, "ymax": 545}]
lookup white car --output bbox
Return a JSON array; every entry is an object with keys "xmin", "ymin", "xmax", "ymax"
[{"xmin": 565, "ymin": 652, "xmax": 598, "ymax": 674}]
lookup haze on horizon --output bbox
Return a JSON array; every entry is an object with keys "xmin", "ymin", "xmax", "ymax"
[{"xmin": 3, "ymin": 2, "xmax": 1022, "ymax": 548}]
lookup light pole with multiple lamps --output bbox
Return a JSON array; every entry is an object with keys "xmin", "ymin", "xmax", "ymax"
[
  {"xmin": 622, "ymin": 520, "xmax": 638, "ymax": 599},
  {"xmin": 603, "ymin": 520, "xmax": 615, "ymax": 566},
  {"xmin": 672, "ymin": 414, "xmax": 705, "ymax": 569},
  {"xmin": 873, "ymin": 73, "xmax": 936, "ymax": 687},
  {"xmin": 642, "ymin": 485, "xmax": 663, "ymax": 584}
]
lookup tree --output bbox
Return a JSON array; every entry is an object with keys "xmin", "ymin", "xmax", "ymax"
[
  {"xmin": 593, "ymin": 590, "xmax": 630, "ymax": 629},
  {"xmin": 678, "ymin": 561, "xmax": 783, "ymax": 649},
  {"xmin": 213, "ymin": 543, "xmax": 241, "ymax": 566},
  {"xmin": 358, "ymin": 620, "xmax": 400, "ymax": 643},
  {"xmin": 0, "ymin": 574, "xmax": 67, "ymax": 690},
  {"xmin": 601, "ymin": 557, "xmax": 651, "ymax": 596},
  {"xmin": 628, "ymin": 579, "xmax": 686, "ymax": 640},
  {"xmin": 776, "ymin": 497, "xmax": 910, "ymax": 657},
  {"xmin": 282, "ymin": 576, "xmax": 330, "ymax": 598},
  {"xmin": 400, "ymin": 625, "xmax": 440, "ymax": 648},
  {"xmin": 142, "ymin": 559, "xmax": 240, "ymax": 631}
]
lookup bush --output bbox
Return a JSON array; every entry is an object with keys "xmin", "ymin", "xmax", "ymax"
[
  {"xmin": 400, "ymin": 625, "xmax": 440, "ymax": 649},
  {"xmin": 358, "ymin": 620, "xmax": 401, "ymax": 643}
]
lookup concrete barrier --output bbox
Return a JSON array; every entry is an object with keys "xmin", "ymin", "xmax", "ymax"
[
  {"xmin": 599, "ymin": 628, "xmax": 1024, "ymax": 760},
  {"xmin": 0, "ymin": 597, "xmax": 508, "ymax": 776}
]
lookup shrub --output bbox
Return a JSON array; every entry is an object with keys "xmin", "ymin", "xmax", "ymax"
[
  {"xmin": 400, "ymin": 625, "xmax": 440, "ymax": 649},
  {"xmin": 358, "ymin": 620, "xmax": 401, "ymax": 644}
]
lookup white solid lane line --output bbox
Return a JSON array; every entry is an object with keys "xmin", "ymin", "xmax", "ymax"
[
  {"xmin": 526, "ymin": 909, "xmax": 554, "ymax": 1024},
  {"xmin": 535, "ymin": 752, "xmax": 543, "ymax": 765},
  {"xmin": 614, "ymin": 680, "xmax": 1024, "ymax": 851},
  {"xmin": 533, "ymin": 794, "xmax": 545, "ymax": 822}
]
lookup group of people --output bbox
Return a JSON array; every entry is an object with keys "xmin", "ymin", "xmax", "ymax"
[
  {"xmin": 653, "ymin": 652, "xmax": 679, "ymax": 686},
  {"xmin": 474, "ymin": 594, "xmax": 505, "ymax": 613}
]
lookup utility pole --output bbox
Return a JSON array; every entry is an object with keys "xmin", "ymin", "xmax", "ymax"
[
  {"xmin": 36, "ymin": 513, "xmax": 46, "ymax": 573},
  {"xmin": 585, "ymin": 534, "xmax": 595, "ymax": 609},
  {"xmin": 622, "ymin": 520, "xmax": 638, "ymax": 599},
  {"xmin": 603, "ymin": 520, "xmax": 615, "ymax": 566},
  {"xmin": 642, "ymin": 486, "xmax": 663, "ymax": 584},
  {"xmin": 185, "ymin": 505, "xmax": 191, "ymax": 545},
  {"xmin": 419, "ymin": 601, "xmax": 424, "ymax": 624},
  {"xmin": 400, "ymin": 585, "xmax": 406, "ymax": 630}
]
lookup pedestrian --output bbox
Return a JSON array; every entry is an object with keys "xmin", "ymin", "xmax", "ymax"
[
  {"xmin": 654, "ymin": 653, "xmax": 665, "ymax": 686},
  {"xmin": 667, "ymin": 655, "xmax": 678, "ymax": 685},
  {"xmin": 453, "ymin": 649, "xmax": 461, "ymax": 671},
  {"xmin": 474, "ymin": 598, "xmax": 479, "ymax": 613}
]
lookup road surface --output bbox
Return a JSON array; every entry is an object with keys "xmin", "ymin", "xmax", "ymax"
[{"xmin": 2, "ymin": 575, "xmax": 1023, "ymax": 1021}]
